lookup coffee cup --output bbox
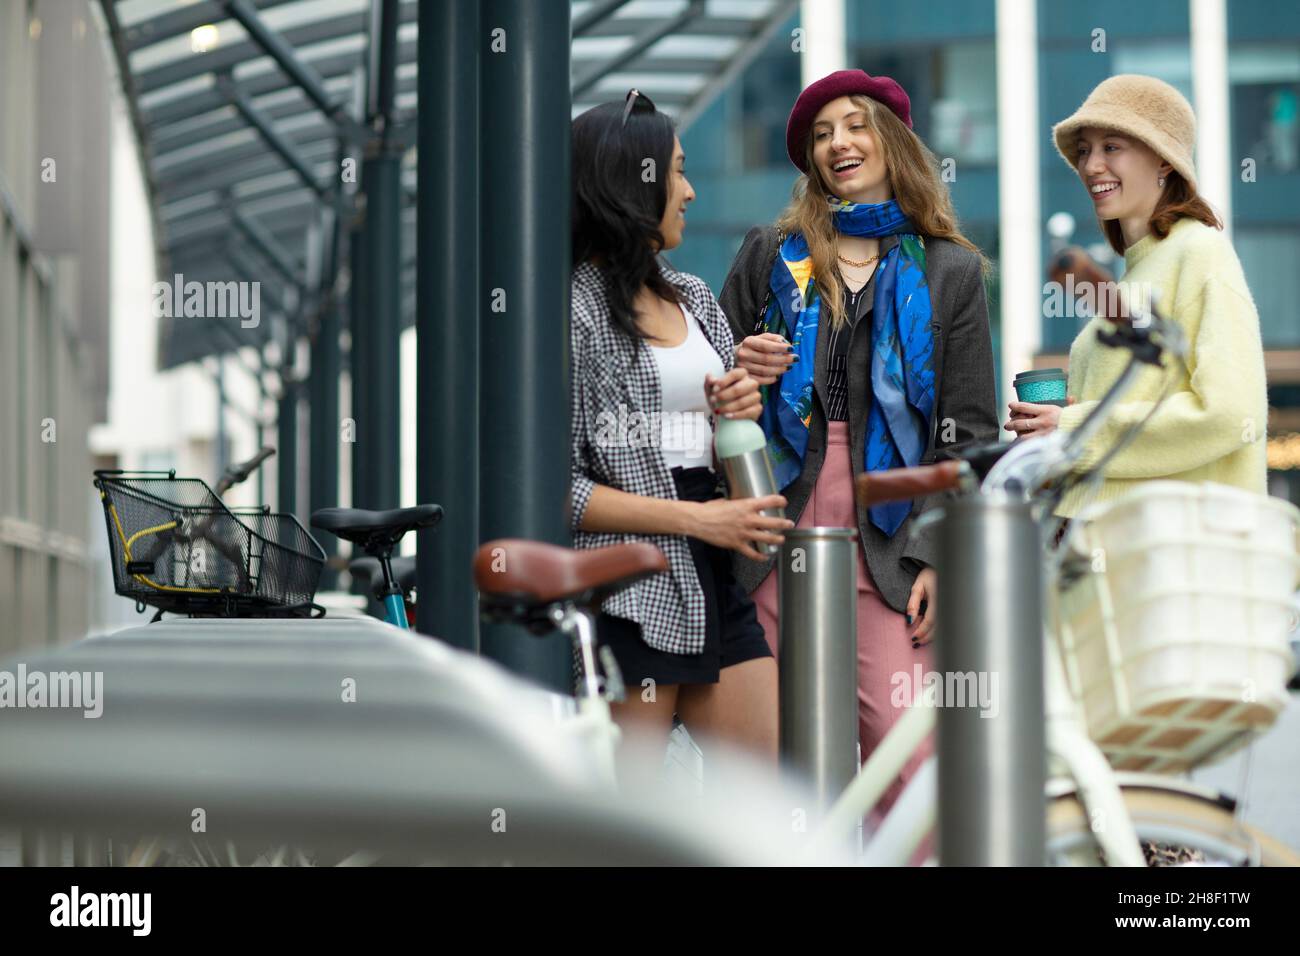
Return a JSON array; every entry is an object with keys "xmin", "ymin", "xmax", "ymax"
[{"xmin": 1013, "ymin": 368, "xmax": 1068, "ymax": 407}]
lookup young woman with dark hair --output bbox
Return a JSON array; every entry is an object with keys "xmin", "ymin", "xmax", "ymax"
[
  {"xmin": 719, "ymin": 70, "xmax": 999, "ymax": 814},
  {"xmin": 1007, "ymin": 75, "xmax": 1267, "ymax": 519},
  {"xmin": 569, "ymin": 92, "xmax": 792, "ymax": 772}
]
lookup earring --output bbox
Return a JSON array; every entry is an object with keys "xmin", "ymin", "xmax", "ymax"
[{"xmin": 1158, "ymin": 176, "xmax": 1166, "ymax": 187}]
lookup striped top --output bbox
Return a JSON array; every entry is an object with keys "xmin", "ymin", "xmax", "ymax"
[{"xmin": 824, "ymin": 278, "xmax": 873, "ymax": 422}]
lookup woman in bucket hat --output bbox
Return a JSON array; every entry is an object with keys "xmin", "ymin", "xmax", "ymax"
[
  {"xmin": 1006, "ymin": 74, "xmax": 1268, "ymax": 519},
  {"xmin": 718, "ymin": 69, "xmax": 999, "ymax": 816}
]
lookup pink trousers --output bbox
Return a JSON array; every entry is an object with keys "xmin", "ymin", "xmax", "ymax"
[{"xmin": 752, "ymin": 421, "xmax": 934, "ymax": 820}]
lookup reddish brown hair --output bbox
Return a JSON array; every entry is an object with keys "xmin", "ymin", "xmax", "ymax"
[{"xmin": 1101, "ymin": 171, "xmax": 1223, "ymax": 255}]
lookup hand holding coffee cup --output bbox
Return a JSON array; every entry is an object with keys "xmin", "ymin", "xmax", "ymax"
[
  {"xmin": 1013, "ymin": 367, "xmax": 1068, "ymax": 406},
  {"xmin": 1005, "ymin": 368, "xmax": 1073, "ymax": 439}
]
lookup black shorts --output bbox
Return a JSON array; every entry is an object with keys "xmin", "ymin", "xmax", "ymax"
[{"xmin": 595, "ymin": 466, "xmax": 773, "ymax": 687}]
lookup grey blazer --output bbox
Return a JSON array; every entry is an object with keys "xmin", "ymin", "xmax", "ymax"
[{"xmin": 717, "ymin": 226, "xmax": 999, "ymax": 613}]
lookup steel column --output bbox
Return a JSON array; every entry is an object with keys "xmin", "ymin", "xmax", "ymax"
[
  {"xmin": 346, "ymin": 214, "xmax": 367, "ymax": 504},
  {"xmin": 308, "ymin": 315, "xmax": 339, "ymax": 583},
  {"xmin": 368, "ymin": 0, "xmax": 401, "ymax": 137},
  {"xmin": 277, "ymin": 380, "xmax": 298, "ymax": 516},
  {"xmin": 215, "ymin": 359, "xmax": 229, "ymax": 477},
  {"xmin": 310, "ymin": 205, "xmax": 345, "ymax": 587},
  {"xmin": 477, "ymin": 0, "xmax": 572, "ymax": 690},
  {"xmin": 355, "ymin": 151, "xmax": 402, "ymax": 513},
  {"xmin": 416, "ymin": 0, "xmax": 479, "ymax": 650}
]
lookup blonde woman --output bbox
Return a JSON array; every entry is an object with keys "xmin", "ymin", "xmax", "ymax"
[{"xmin": 719, "ymin": 70, "xmax": 998, "ymax": 812}]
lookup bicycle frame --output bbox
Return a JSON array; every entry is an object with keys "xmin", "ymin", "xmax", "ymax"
[
  {"xmin": 809, "ymin": 615, "xmax": 1145, "ymax": 865},
  {"xmin": 551, "ymin": 603, "xmax": 623, "ymax": 786},
  {"xmin": 383, "ymin": 592, "xmax": 409, "ymax": 629}
]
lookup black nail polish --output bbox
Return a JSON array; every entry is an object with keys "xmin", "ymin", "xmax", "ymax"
[{"xmin": 906, "ymin": 614, "xmax": 913, "ymax": 625}]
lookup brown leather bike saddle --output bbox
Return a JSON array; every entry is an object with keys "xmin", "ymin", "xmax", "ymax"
[{"xmin": 473, "ymin": 539, "xmax": 667, "ymax": 632}]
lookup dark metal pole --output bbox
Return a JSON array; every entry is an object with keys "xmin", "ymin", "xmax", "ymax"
[
  {"xmin": 369, "ymin": 0, "xmax": 401, "ymax": 138},
  {"xmin": 417, "ymin": 0, "xmax": 479, "ymax": 650},
  {"xmin": 215, "ymin": 360, "xmax": 229, "ymax": 478},
  {"xmin": 255, "ymin": 420, "xmax": 266, "ymax": 507},
  {"xmin": 478, "ymin": 0, "xmax": 572, "ymax": 690},
  {"xmin": 356, "ymin": 0, "xmax": 403, "ymax": 514},
  {"xmin": 277, "ymin": 379, "xmax": 298, "ymax": 517},
  {"xmin": 310, "ymin": 206, "xmax": 344, "ymax": 587},
  {"xmin": 357, "ymin": 151, "xmax": 402, "ymax": 513},
  {"xmin": 348, "ymin": 209, "xmax": 370, "ymax": 513}
]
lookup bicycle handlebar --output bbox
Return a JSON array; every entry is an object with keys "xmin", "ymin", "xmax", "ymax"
[{"xmin": 855, "ymin": 459, "xmax": 972, "ymax": 508}]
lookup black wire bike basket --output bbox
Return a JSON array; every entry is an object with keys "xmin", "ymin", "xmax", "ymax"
[{"xmin": 93, "ymin": 470, "xmax": 325, "ymax": 618}]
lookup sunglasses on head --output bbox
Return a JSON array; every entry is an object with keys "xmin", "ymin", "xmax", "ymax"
[{"xmin": 621, "ymin": 88, "xmax": 657, "ymax": 128}]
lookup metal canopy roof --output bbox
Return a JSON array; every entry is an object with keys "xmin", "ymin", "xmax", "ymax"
[{"xmin": 100, "ymin": 0, "xmax": 798, "ymax": 371}]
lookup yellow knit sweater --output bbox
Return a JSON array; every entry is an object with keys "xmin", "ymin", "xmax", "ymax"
[{"xmin": 1054, "ymin": 217, "xmax": 1268, "ymax": 518}]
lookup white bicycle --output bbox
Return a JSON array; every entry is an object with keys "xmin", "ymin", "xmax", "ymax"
[{"xmin": 807, "ymin": 247, "xmax": 1299, "ymax": 866}]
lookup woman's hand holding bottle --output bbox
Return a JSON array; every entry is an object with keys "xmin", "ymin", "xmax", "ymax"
[{"xmin": 689, "ymin": 495, "xmax": 793, "ymax": 562}]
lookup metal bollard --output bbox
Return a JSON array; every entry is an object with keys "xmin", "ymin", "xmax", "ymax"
[
  {"xmin": 778, "ymin": 528, "xmax": 859, "ymax": 809},
  {"xmin": 935, "ymin": 496, "xmax": 1046, "ymax": 865}
]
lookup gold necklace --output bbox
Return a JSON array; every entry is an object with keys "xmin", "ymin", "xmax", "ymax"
[{"xmin": 837, "ymin": 251, "xmax": 880, "ymax": 269}]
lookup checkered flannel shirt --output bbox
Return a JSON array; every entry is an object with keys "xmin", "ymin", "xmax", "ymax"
[{"xmin": 569, "ymin": 259, "xmax": 737, "ymax": 655}]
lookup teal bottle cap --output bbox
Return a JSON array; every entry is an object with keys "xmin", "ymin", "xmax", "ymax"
[{"xmin": 713, "ymin": 415, "xmax": 767, "ymax": 458}]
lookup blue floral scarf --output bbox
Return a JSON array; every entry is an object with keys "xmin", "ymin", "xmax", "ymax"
[{"xmin": 758, "ymin": 197, "xmax": 935, "ymax": 536}]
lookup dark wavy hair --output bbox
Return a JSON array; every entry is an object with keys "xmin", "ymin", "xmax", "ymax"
[{"xmin": 571, "ymin": 98, "xmax": 681, "ymax": 340}]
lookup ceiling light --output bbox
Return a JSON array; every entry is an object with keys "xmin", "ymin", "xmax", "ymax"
[{"xmin": 191, "ymin": 24, "xmax": 219, "ymax": 54}]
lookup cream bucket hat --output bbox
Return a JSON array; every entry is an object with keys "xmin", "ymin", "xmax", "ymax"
[{"xmin": 1052, "ymin": 74, "xmax": 1198, "ymax": 191}]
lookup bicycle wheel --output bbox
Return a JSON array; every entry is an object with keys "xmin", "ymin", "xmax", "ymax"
[{"xmin": 1047, "ymin": 787, "xmax": 1300, "ymax": 866}]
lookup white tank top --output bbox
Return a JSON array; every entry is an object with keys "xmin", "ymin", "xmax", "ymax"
[{"xmin": 649, "ymin": 303, "xmax": 724, "ymax": 471}]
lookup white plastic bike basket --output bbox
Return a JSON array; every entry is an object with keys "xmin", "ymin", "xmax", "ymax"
[{"xmin": 1056, "ymin": 481, "xmax": 1300, "ymax": 774}]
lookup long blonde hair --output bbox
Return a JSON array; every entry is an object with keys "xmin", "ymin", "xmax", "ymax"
[{"xmin": 776, "ymin": 94, "xmax": 987, "ymax": 329}]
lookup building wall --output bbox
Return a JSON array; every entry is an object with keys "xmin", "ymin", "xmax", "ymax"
[{"xmin": 0, "ymin": 1, "xmax": 113, "ymax": 655}]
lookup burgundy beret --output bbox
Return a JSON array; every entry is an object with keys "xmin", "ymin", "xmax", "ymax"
[{"xmin": 785, "ymin": 69, "xmax": 913, "ymax": 172}]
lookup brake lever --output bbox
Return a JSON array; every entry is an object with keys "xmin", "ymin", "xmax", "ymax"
[{"xmin": 1096, "ymin": 324, "xmax": 1164, "ymax": 366}]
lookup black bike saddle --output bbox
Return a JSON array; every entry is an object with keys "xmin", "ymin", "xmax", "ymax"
[{"xmin": 311, "ymin": 505, "xmax": 443, "ymax": 553}]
